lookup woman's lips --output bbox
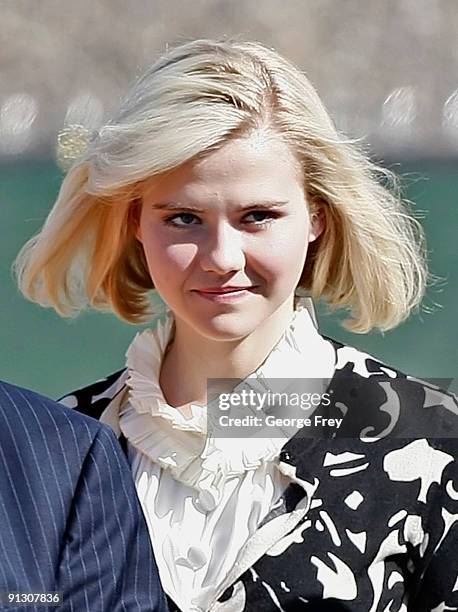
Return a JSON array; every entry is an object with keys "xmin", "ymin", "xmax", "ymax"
[{"xmin": 192, "ymin": 287, "xmax": 257, "ymax": 303}]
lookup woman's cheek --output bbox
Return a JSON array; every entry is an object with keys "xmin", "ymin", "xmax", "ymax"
[
  {"xmin": 263, "ymin": 231, "xmax": 307, "ymax": 271},
  {"xmin": 146, "ymin": 243, "xmax": 198, "ymax": 289},
  {"xmin": 164, "ymin": 243, "xmax": 199, "ymax": 272}
]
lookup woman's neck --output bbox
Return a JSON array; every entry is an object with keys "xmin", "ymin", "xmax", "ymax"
[{"xmin": 159, "ymin": 299, "xmax": 295, "ymax": 410}]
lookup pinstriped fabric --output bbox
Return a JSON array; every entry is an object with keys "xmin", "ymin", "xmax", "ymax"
[{"xmin": 0, "ymin": 381, "xmax": 168, "ymax": 612}]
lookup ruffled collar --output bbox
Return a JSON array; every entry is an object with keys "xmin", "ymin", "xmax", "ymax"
[{"xmin": 119, "ymin": 303, "xmax": 335, "ymax": 511}]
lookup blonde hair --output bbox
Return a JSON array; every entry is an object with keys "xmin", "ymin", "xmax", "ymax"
[{"xmin": 15, "ymin": 37, "xmax": 428, "ymax": 333}]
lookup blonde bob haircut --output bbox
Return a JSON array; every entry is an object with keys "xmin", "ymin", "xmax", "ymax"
[{"xmin": 15, "ymin": 37, "xmax": 428, "ymax": 333}]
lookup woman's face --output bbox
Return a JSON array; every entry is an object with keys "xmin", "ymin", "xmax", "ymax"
[{"xmin": 137, "ymin": 129, "xmax": 323, "ymax": 341}]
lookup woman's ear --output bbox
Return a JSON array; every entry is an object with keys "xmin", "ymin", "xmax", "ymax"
[{"xmin": 309, "ymin": 206, "xmax": 326, "ymax": 242}]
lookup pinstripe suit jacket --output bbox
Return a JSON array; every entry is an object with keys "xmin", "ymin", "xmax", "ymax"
[{"xmin": 0, "ymin": 380, "xmax": 169, "ymax": 612}]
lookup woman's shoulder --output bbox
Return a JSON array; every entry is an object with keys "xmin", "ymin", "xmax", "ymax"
[
  {"xmin": 322, "ymin": 335, "xmax": 458, "ymax": 440},
  {"xmin": 58, "ymin": 368, "xmax": 128, "ymax": 420},
  {"xmin": 324, "ymin": 334, "xmax": 408, "ymax": 379}
]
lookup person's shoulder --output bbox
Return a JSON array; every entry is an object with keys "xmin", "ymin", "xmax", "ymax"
[
  {"xmin": 324, "ymin": 334, "xmax": 408, "ymax": 379},
  {"xmin": 0, "ymin": 379, "xmax": 107, "ymax": 449},
  {"xmin": 323, "ymin": 336, "xmax": 458, "ymax": 439},
  {"xmin": 58, "ymin": 368, "xmax": 128, "ymax": 420}
]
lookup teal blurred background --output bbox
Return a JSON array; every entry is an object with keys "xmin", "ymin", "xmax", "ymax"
[{"xmin": 1, "ymin": 158, "xmax": 456, "ymax": 399}]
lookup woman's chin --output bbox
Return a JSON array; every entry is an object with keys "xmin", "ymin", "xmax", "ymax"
[{"xmin": 192, "ymin": 313, "xmax": 263, "ymax": 342}]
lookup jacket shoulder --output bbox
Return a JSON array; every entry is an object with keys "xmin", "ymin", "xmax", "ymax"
[
  {"xmin": 0, "ymin": 379, "xmax": 107, "ymax": 452},
  {"xmin": 58, "ymin": 368, "xmax": 128, "ymax": 421},
  {"xmin": 324, "ymin": 338, "xmax": 458, "ymax": 439}
]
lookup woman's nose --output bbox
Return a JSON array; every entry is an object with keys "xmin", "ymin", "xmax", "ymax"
[{"xmin": 199, "ymin": 222, "xmax": 246, "ymax": 274}]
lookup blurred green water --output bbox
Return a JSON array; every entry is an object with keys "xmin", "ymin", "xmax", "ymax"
[{"xmin": 0, "ymin": 158, "xmax": 456, "ymax": 399}]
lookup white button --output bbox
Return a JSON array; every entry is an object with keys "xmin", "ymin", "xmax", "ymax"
[{"xmin": 194, "ymin": 489, "xmax": 217, "ymax": 512}]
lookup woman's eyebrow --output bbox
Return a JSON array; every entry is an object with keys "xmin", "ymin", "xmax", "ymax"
[{"xmin": 150, "ymin": 200, "xmax": 289, "ymax": 211}]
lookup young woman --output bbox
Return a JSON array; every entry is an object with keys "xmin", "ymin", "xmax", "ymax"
[{"xmin": 15, "ymin": 38, "xmax": 458, "ymax": 611}]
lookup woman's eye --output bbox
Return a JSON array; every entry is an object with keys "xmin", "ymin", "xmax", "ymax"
[
  {"xmin": 163, "ymin": 210, "xmax": 279, "ymax": 229},
  {"xmin": 243, "ymin": 211, "xmax": 278, "ymax": 226},
  {"xmin": 164, "ymin": 213, "xmax": 200, "ymax": 227}
]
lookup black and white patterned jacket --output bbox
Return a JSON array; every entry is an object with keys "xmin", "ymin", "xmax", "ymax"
[{"xmin": 60, "ymin": 336, "xmax": 458, "ymax": 611}]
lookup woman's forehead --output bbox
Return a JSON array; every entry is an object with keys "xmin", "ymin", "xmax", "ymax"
[{"xmin": 140, "ymin": 133, "xmax": 303, "ymax": 204}]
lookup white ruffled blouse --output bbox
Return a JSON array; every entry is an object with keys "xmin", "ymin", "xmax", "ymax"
[{"xmin": 116, "ymin": 304, "xmax": 336, "ymax": 612}]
